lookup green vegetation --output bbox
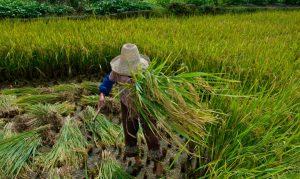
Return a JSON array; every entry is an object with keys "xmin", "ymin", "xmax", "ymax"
[
  {"xmin": 0, "ymin": 10, "xmax": 299, "ymax": 178},
  {"xmin": 0, "ymin": 0, "xmax": 74, "ymax": 18},
  {"xmin": 39, "ymin": 117, "xmax": 88, "ymax": 170},
  {"xmin": 0, "ymin": 129, "xmax": 41, "ymax": 177},
  {"xmin": 131, "ymin": 58, "xmax": 228, "ymax": 148},
  {"xmin": 0, "ymin": 0, "xmax": 299, "ymax": 18},
  {"xmin": 84, "ymin": 106, "xmax": 123, "ymax": 146},
  {"xmin": 97, "ymin": 150, "xmax": 133, "ymax": 179}
]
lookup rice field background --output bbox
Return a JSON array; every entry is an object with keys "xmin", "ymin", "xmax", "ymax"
[{"xmin": 0, "ymin": 10, "xmax": 299, "ymax": 178}]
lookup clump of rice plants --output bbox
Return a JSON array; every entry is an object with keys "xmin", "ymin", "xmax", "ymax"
[
  {"xmin": 0, "ymin": 128, "xmax": 42, "ymax": 178},
  {"xmin": 39, "ymin": 117, "xmax": 88, "ymax": 170},
  {"xmin": 97, "ymin": 150, "xmax": 132, "ymax": 179},
  {"xmin": 83, "ymin": 106, "xmax": 123, "ymax": 146},
  {"xmin": 80, "ymin": 96, "xmax": 121, "ymax": 113},
  {"xmin": 0, "ymin": 95, "xmax": 19, "ymax": 118},
  {"xmin": 80, "ymin": 81, "xmax": 99, "ymax": 94},
  {"xmin": 51, "ymin": 84, "xmax": 80, "ymax": 93},
  {"xmin": 80, "ymin": 95, "xmax": 98, "ymax": 107},
  {"xmin": 2, "ymin": 122, "xmax": 15, "ymax": 139},
  {"xmin": 25, "ymin": 102, "xmax": 75, "ymax": 119},
  {"xmin": 1, "ymin": 87, "xmax": 44, "ymax": 96},
  {"xmin": 16, "ymin": 94, "xmax": 62, "ymax": 106}
]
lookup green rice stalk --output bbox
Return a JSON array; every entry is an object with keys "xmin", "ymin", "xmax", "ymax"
[
  {"xmin": 1, "ymin": 87, "xmax": 44, "ymax": 96},
  {"xmin": 130, "ymin": 59, "xmax": 230, "ymax": 150},
  {"xmin": 83, "ymin": 106, "xmax": 123, "ymax": 146},
  {"xmin": 0, "ymin": 95, "xmax": 17, "ymax": 110},
  {"xmin": 0, "ymin": 118, "xmax": 5, "ymax": 129},
  {"xmin": 39, "ymin": 117, "xmax": 88, "ymax": 170},
  {"xmin": 2, "ymin": 122, "xmax": 15, "ymax": 139},
  {"xmin": 16, "ymin": 94, "xmax": 62, "ymax": 106},
  {"xmin": 0, "ymin": 128, "xmax": 42, "ymax": 178},
  {"xmin": 80, "ymin": 95, "xmax": 98, "ymax": 106},
  {"xmin": 80, "ymin": 81, "xmax": 99, "ymax": 94},
  {"xmin": 51, "ymin": 84, "xmax": 80, "ymax": 93},
  {"xmin": 97, "ymin": 150, "xmax": 133, "ymax": 179},
  {"xmin": 24, "ymin": 102, "xmax": 75, "ymax": 119}
]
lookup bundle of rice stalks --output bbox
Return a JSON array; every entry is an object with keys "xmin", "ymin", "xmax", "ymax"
[
  {"xmin": 52, "ymin": 84, "xmax": 80, "ymax": 93},
  {"xmin": 0, "ymin": 128, "xmax": 42, "ymax": 178},
  {"xmin": 80, "ymin": 95, "xmax": 121, "ymax": 114},
  {"xmin": 80, "ymin": 95, "xmax": 98, "ymax": 107},
  {"xmin": 24, "ymin": 103, "xmax": 74, "ymax": 146},
  {"xmin": 39, "ymin": 117, "xmax": 88, "ymax": 170},
  {"xmin": 80, "ymin": 81, "xmax": 99, "ymax": 95},
  {"xmin": 83, "ymin": 106, "xmax": 123, "ymax": 146},
  {"xmin": 13, "ymin": 115, "xmax": 36, "ymax": 133},
  {"xmin": 0, "ymin": 118, "xmax": 5, "ymax": 129},
  {"xmin": 16, "ymin": 94, "xmax": 62, "ymax": 106},
  {"xmin": 25, "ymin": 102, "xmax": 75, "ymax": 119},
  {"xmin": 0, "ymin": 87, "xmax": 44, "ymax": 96},
  {"xmin": 0, "ymin": 95, "xmax": 19, "ymax": 118},
  {"xmin": 130, "ymin": 60, "xmax": 231, "ymax": 150},
  {"xmin": 1, "ymin": 122, "xmax": 15, "ymax": 139},
  {"xmin": 97, "ymin": 150, "xmax": 132, "ymax": 179}
]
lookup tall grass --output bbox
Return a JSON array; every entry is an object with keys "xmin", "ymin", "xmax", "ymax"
[
  {"xmin": 193, "ymin": 78, "xmax": 300, "ymax": 178},
  {"xmin": 0, "ymin": 11, "xmax": 299, "ymax": 89}
]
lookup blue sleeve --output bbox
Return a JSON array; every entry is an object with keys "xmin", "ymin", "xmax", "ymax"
[{"xmin": 99, "ymin": 73, "xmax": 115, "ymax": 96}]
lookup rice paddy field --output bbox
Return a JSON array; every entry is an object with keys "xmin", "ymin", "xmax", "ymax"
[{"xmin": 0, "ymin": 10, "xmax": 300, "ymax": 178}]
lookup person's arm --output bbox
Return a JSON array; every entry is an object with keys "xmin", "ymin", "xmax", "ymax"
[
  {"xmin": 99, "ymin": 73, "xmax": 115, "ymax": 96},
  {"xmin": 98, "ymin": 73, "xmax": 115, "ymax": 109}
]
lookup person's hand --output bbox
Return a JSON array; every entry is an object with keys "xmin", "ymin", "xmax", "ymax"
[{"xmin": 98, "ymin": 93, "xmax": 105, "ymax": 109}]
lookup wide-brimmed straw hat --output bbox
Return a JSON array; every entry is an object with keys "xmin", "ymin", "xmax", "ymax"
[{"xmin": 110, "ymin": 43, "xmax": 150, "ymax": 76}]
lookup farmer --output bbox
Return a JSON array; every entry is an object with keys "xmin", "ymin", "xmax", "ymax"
[{"xmin": 98, "ymin": 43, "xmax": 163, "ymax": 176}]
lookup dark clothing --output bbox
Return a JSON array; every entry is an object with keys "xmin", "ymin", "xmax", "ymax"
[{"xmin": 121, "ymin": 102, "xmax": 162, "ymax": 161}]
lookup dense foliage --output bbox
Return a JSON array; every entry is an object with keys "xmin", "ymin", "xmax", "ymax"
[
  {"xmin": 85, "ymin": 0, "xmax": 152, "ymax": 15},
  {"xmin": 0, "ymin": 0, "xmax": 299, "ymax": 18},
  {"xmin": 0, "ymin": 0, "xmax": 74, "ymax": 18}
]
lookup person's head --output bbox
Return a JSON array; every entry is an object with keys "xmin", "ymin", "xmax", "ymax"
[{"xmin": 110, "ymin": 43, "xmax": 150, "ymax": 76}]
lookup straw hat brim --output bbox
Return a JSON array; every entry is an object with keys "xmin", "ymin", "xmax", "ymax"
[{"xmin": 110, "ymin": 54, "xmax": 150, "ymax": 76}]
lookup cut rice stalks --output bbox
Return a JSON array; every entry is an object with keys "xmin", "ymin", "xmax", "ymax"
[
  {"xmin": 83, "ymin": 106, "xmax": 123, "ymax": 147},
  {"xmin": 2, "ymin": 122, "xmax": 16, "ymax": 139},
  {"xmin": 130, "ymin": 59, "xmax": 232, "ymax": 151},
  {"xmin": 80, "ymin": 96, "xmax": 121, "ymax": 114},
  {"xmin": 38, "ymin": 117, "xmax": 88, "ymax": 170},
  {"xmin": 25, "ymin": 102, "xmax": 75, "ymax": 119},
  {"xmin": 0, "ymin": 128, "xmax": 42, "ymax": 178},
  {"xmin": 0, "ymin": 87, "xmax": 44, "ymax": 96},
  {"xmin": 16, "ymin": 94, "xmax": 62, "ymax": 106},
  {"xmin": 97, "ymin": 150, "xmax": 132, "ymax": 179},
  {"xmin": 80, "ymin": 81, "xmax": 99, "ymax": 95},
  {"xmin": 0, "ymin": 95, "xmax": 19, "ymax": 118},
  {"xmin": 80, "ymin": 95, "xmax": 98, "ymax": 107},
  {"xmin": 51, "ymin": 84, "xmax": 80, "ymax": 93}
]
